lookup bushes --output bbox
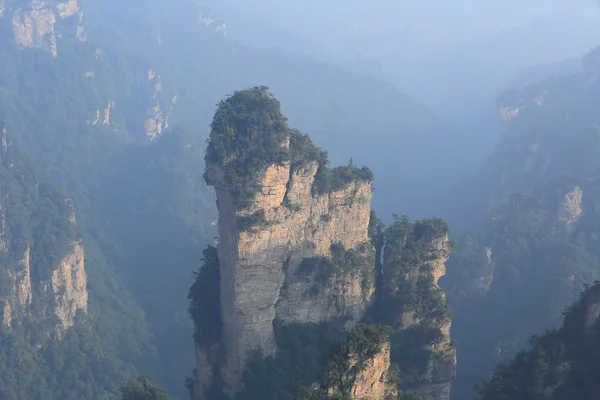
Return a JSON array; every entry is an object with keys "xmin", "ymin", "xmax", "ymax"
[
  {"xmin": 206, "ymin": 88, "xmax": 374, "ymax": 210},
  {"xmin": 296, "ymin": 243, "xmax": 373, "ymax": 296},
  {"xmin": 236, "ymin": 209, "xmax": 269, "ymax": 232},
  {"xmin": 188, "ymin": 246, "xmax": 222, "ymax": 346}
]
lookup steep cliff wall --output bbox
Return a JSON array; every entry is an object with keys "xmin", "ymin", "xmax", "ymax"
[
  {"xmin": 6, "ymin": 0, "xmax": 86, "ymax": 57},
  {"xmin": 376, "ymin": 218, "xmax": 456, "ymax": 400},
  {"xmin": 51, "ymin": 241, "xmax": 87, "ymax": 329},
  {"xmin": 397, "ymin": 236, "xmax": 455, "ymax": 400},
  {"xmin": 194, "ymin": 88, "xmax": 375, "ymax": 398},
  {"xmin": 326, "ymin": 326, "xmax": 399, "ymax": 400},
  {"xmin": 0, "ymin": 123, "xmax": 88, "ymax": 333}
]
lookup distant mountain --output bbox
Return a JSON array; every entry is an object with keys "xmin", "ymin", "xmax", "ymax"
[
  {"xmin": 0, "ymin": 122, "xmax": 157, "ymax": 399},
  {"xmin": 441, "ymin": 47, "xmax": 600, "ymax": 400},
  {"xmin": 476, "ymin": 282, "xmax": 600, "ymax": 400}
]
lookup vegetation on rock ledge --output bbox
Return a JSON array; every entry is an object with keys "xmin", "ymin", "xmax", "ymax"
[
  {"xmin": 188, "ymin": 246, "xmax": 222, "ymax": 346},
  {"xmin": 205, "ymin": 87, "xmax": 373, "ymax": 210}
]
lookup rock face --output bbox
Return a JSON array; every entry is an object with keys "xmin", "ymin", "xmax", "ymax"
[
  {"xmin": 7, "ymin": 0, "xmax": 86, "ymax": 57},
  {"xmin": 194, "ymin": 88, "xmax": 375, "ymax": 398},
  {"xmin": 204, "ymin": 160, "xmax": 374, "ymax": 395},
  {"xmin": 328, "ymin": 341, "xmax": 398, "ymax": 400},
  {"xmin": 398, "ymin": 235, "xmax": 456, "ymax": 400},
  {"xmin": 51, "ymin": 241, "xmax": 87, "ymax": 329},
  {"xmin": 0, "ymin": 122, "xmax": 88, "ymax": 333}
]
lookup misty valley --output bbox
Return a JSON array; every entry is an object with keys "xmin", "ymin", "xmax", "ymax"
[{"xmin": 1, "ymin": 1, "xmax": 600, "ymax": 400}]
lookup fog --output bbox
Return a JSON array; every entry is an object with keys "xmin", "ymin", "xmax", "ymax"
[
  {"xmin": 2, "ymin": 0, "xmax": 600, "ymax": 399},
  {"xmin": 211, "ymin": 0, "xmax": 600, "ymax": 121}
]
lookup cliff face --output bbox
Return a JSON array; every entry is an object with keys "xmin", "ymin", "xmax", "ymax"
[
  {"xmin": 6, "ymin": 0, "xmax": 86, "ymax": 57},
  {"xmin": 328, "ymin": 341, "xmax": 398, "ymax": 400},
  {"xmin": 193, "ymin": 88, "xmax": 375, "ymax": 398},
  {"xmin": 0, "ymin": 123, "xmax": 88, "ymax": 333},
  {"xmin": 205, "ymin": 150, "xmax": 374, "ymax": 395},
  {"xmin": 396, "ymin": 236, "xmax": 456, "ymax": 400},
  {"xmin": 50, "ymin": 241, "xmax": 87, "ymax": 329},
  {"xmin": 373, "ymin": 216, "xmax": 455, "ymax": 400}
]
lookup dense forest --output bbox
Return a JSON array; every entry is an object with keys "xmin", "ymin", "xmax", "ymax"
[
  {"xmin": 443, "ymin": 47, "xmax": 600, "ymax": 399},
  {"xmin": 475, "ymin": 282, "xmax": 600, "ymax": 400},
  {"xmin": 1, "ymin": 1, "xmax": 600, "ymax": 400}
]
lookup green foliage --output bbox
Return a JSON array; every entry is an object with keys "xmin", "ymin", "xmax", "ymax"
[
  {"xmin": 205, "ymin": 88, "xmax": 373, "ymax": 209},
  {"xmin": 445, "ymin": 179, "xmax": 600, "ymax": 399},
  {"xmin": 296, "ymin": 243, "xmax": 374, "ymax": 296},
  {"xmin": 313, "ymin": 159, "xmax": 374, "ymax": 196},
  {"xmin": 476, "ymin": 283, "xmax": 600, "ymax": 400},
  {"xmin": 120, "ymin": 376, "xmax": 171, "ymax": 400},
  {"xmin": 236, "ymin": 209, "xmax": 269, "ymax": 232},
  {"xmin": 390, "ymin": 326, "xmax": 444, "ymax": 373},
  {"xmin": 188, "ymin": 246, "xmax": 222, "ymax": 346},
  {"xmin": 205, "ymin": 87, "xmax": 290, "ymax": 209},
  {"xmin": 327, "ymin": 324, "xmax": 392, "ymax": 383},
  {"xmin": 236, "ymin": 321, "xmax": 348, "ymax": 400},
  {"xmin": 377, "ymin": 215, "xmax": 451, "ymax": 328}
]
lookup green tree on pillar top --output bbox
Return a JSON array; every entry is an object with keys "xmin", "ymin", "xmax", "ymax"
[{"xmin": 120, "ymin": 376, "xmax": 171, "ymax": 400}]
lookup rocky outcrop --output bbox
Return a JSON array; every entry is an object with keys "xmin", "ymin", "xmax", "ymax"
[
  {"xmin": 103, "ymin": 100, "xmax": 114, "ymax": 125},
  {"xmin": 14, "ymin": 247, "xmax": 32, "ymax": 306},
  {"xmin": 51, "ymin": 241, "xmax": 87, "ymax": 329},
  {"xmin": 328, "ymin": 341, "xmax": 398, "ymax": 400},
  {"xmin": 0, "ymin": 123, "xmax": 88, "ymax": 332},
  {"xmin": 559, "ymin": 185, "xmax": 583, "ymax": 226},
  {"xmin": 346, "ymin": 342, "xmax": 398, "ymax": 400},
  {"xmin": 7, "ymin": 0, "xmax": 86, "ymax": 57},
  {"xmin": 205, "ymin": 159, "xmax": 374, "ymax": 396},
  {"xmin": 398, "ymin": 235, "xmax": 456, "ymax": 400},
  {"xmin": 193, "ymin": 88, "xmax": 375, "ymax": 398},
  {"xmin": 12, "ymin": 2, "xmax": 58, "ymax": 57},
  {"xmin": 2, "ymin": 301, "xmax": 11, "ymax": 327}
]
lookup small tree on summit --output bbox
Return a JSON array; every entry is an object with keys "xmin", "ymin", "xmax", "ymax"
[{"xmin": 120, "ymin": 376, "xmax": 171, "ymax": 400}]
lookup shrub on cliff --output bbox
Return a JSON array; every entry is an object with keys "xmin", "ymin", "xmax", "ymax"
[{"xmin": 205, "ymin": 88, "xmax": 373, "ymax": 209}]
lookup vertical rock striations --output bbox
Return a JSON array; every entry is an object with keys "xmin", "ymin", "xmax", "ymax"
[
  {"xmin": 190, "ymin": 88, "xmax": 456, "ymax": 400},
  {"xmin": 376, "ymin": 217, "xmax": 456, "ymax": 400},
  {"xmin": 7, "ymin": 0, "xmax": 86, "ymax": 57},
  {"xmin": 0, "ymin": 122, "xmax": 87, "ymax": 333},
  {"xmin": 194, "ymin": 87, "xmax": 375, "ymax": 398},
  {"xmin": 325, "ymin": 325, "xmax": 399, "ymax": 400},
  {"xmin": 51, "ymin": 241, "xmax": 87, "ymax": 329}
]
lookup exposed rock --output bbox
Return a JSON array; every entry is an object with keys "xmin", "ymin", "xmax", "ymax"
[
  {"xmin": 51, "ymin": 242, "xmax": 87, "ymax": 329},
  {"xmin": 2, "ymin": 300, "xmax": 11, "ymax": 327},
  {"xmin": 91, "ymin": 109, "xmax": 100, "ymax": 125},
  {"xmin": 14, "ymin": 247, "xmax": 32, "ymax": 306},
  {"xmin": 205, "ymin": 159, "xmax": 374, "ymax": 395},
  {"xmin": 559, "ymin": 186, "xmax": 583, "ymax": 226},
  {"xmin": 395, "ymin": 235, "xmax": 456, "ymax": 400},
  {"xmin": 12, "ymin": 4, "xmax": 58, "ymax": 57},
  {"xmin": 499, "ymin": 105, "xmax": 520, "ymax": 122},
  {"xmin": 329, "ymin": 342, "xmax": 398, "ymax": 400},
  {"xmin": 0, "ymin": 0, "xmax": 5, "ymax": 17},
  {"xmin": 56, "ymin": 0, "xmax": 78, "ymax": 19},
  {"xmin": 103, "ymin": 101, "xmax": 114, "ymax": 125},
  {"xmin": 144, "ymin": 103, "xmax": 165, "ymax": 139},
  {"xmin": 8, "ymin": 0, "xmax": 85, "ymax": 56}
]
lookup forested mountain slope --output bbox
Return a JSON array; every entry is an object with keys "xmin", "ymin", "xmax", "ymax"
[
  {"xmin": 476, "ymin": 282, "xmax": 600, "ymax": 400},
  {"xmin": 441, "ymin": 47, "xmax": 600, "ymax": 399},
  {"xmin": 0, "ymin": 122, "xmax": 157, "ymax": 399},
  {"xmin": 0, "ymin": 1, "xmax": 462, "ymax": 397}
]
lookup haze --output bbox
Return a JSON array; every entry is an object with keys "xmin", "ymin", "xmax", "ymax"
[{"xmin": 2, "ymin": 1, "xmax": 600, "ymax": 399}]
